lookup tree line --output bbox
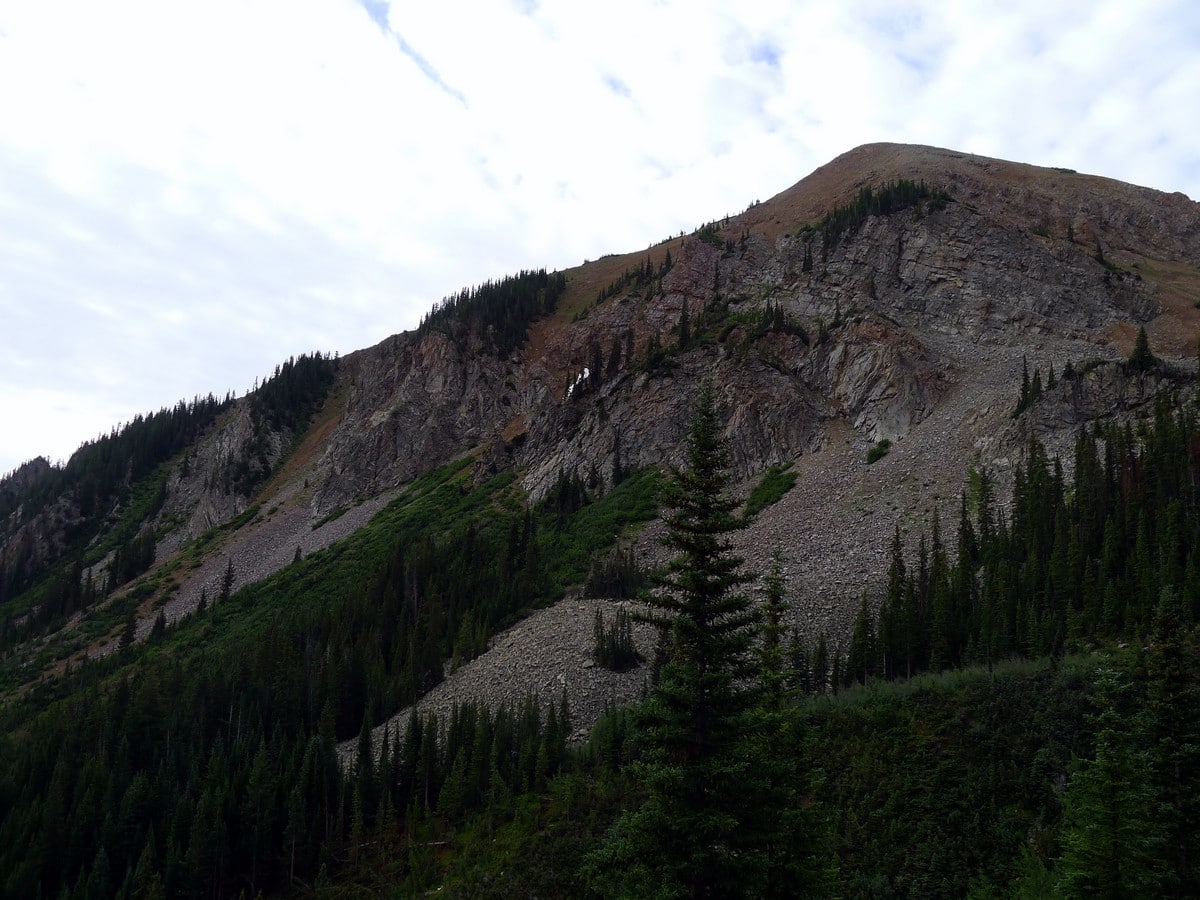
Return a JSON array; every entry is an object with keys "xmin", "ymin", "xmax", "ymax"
[
  {"xmin": 820, "ymin": 178, "xmax": 951, "ymax": 254},
  {"xmin": 834, "ymin": 388, "xmax": 1200, "ymax": 686},
  {"xmin": 419, "ymin": 269, "xmax": 567, "ymax": 356}
]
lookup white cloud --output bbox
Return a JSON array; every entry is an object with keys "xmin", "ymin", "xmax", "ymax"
[{"xmin": 1, "ymin": 0, "xmax": 1198, "ymax": 473}]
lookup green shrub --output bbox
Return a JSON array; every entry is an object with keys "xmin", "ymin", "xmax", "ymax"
[
  {"xmin": 743, "ymin": 465, "xmax": 797, "ymax": 519},
  {"xmin": 867, "ymin": 439, "xmax": 892, "ymax": 464}
]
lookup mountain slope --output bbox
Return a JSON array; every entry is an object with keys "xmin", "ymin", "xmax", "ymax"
[
  {"xmin": 5, "ymin": 143, "xmax": 1200, "ymax": 900},
  {"xmin": 2, "ymin": 142, "xmax": 1199, "ymax": 717}
]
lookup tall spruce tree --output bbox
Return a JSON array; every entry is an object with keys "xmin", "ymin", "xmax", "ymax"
[
  {"xmin": 586, "ymin": 382, "xmax": 818, "ymax": 897},
  {"xmin": 1129, "ymin": 325, "xmax": 1156, "ymax": 372}
]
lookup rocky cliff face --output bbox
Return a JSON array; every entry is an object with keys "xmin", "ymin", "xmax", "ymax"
[{"xmin": 308, "ymin": 144, "xmax": 1192, "ymax": 523}]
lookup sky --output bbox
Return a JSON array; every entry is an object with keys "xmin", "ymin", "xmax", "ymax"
[{"xmin": 1, "ymin": 0, "xmax": 1198, "ymax": 475}]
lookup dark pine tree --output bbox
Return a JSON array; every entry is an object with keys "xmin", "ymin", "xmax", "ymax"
[
  {"xmin": 1129, "ymin": 325, "xmax": 1157, "ymax": 372},
  {"xmin": 586, "ymin": 382, "xmax": 821, "ymax": 897}
]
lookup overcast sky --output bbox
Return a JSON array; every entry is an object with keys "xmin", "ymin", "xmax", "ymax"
[{"xmin": 1, "ymin": 0, "xmax": 1198, "ymax": 474}]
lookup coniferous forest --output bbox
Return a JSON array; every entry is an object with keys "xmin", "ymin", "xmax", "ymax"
[
  {"xmin": 418, "ymin": 269, "xmax": 568, "ymax": 356},
  {"xmin": 0, "ymin": 354, "xmax": 338, "ymax": 654},
  {"xmin": 4, "ymin": 358, "xmax": 1200, "ymax": 897}
]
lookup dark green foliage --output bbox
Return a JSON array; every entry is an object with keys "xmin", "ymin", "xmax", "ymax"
[
  {"xmin": 587, "ymin": 383, "xmax": 822, "ymax": 897},
  {"xmin": 593, "ymin": 253, "xmax": 675, "ymax": 309},
  {"xmin": 640, "ymin": 332, "xmax": 676, "ymax": 375},
  {"xmin": 743, "ymin": 464, "xmax": 798, "ymax": 519},
  {"xmin": 544, "ymin": 469, "xmax": 590, "ymax": 527},
  {"xmin": 301, "ymin": 639, "xmax": 1196, "ymax": 897},
  {"xmin": 0, "ymin": 452, "xmax": 661, "ymax": 899},
  {"xmin": 0, "ymin": 394, "xmax": 229, "ymax": 611},
  {"xmin": 249, "ymin": 352, "xmax": 337, "ymax": 433},
  {"xmin": 218, "ymin": 556, "xmax": 235, "ymax": 603},
  {"xmin": 1055, "ymin": 666, "xmax": 1168, "ymax": 898},
  {"xmin": 418, "ymin": 269, "xmax": 567, "ymax": 356},
  {"xmin": 0, "ymin": 394, "xmax": 227, "ymax": 528},
  {"xmin": 1012, "ymin": 356, "xmax": 1047, "ymax": 417},
  {"xmin": 537, "ymin": 467, "xmax": 663, "ymax": 597},
  {"xmin": 813, "ymin": 658, "xmax": 1096, "ymax": 898},
  {"xmin": 748, "ymin": 302, "xmax": 808, "ymax": 344},
  {"xmin": 866, "ymin": 438, "xmax": 892, "ymax": 464},
  {"xmin": 106, "ymin": 527, "xmax": 157, "ymax": 593},
  {"xmin": 150, "ymin": 608, "xmax": 166, "ymax": 642},
  {"xmin": 606, "ymin": 335, "xmax": 623, "ymax": 380},
  {"xmin": 877, "ymin": 388, "xmax": 1200, "ymax": 684},
  {"xmin": 584, "ymin": 546, "xmax": 646, "ymax": 599},
  {"xmin": 759, "ymin": 551, "xmax": 789, "ymax": 712},
  {"xmin": 352, "ymin": 655, "xmax": 1122, "ymax": 899},
  {"xmin": 846, "ymin": 595, "xmax": 880, "ymax": 685},
  {"xmin": 593, "ymin": 607, "xmax": 641, "ymax": 672},
  {"xmin": 226, "ymin": 352, "xmax": 337, "ymax": 496},
  {"xmin": 4, "ymin": 470, "xmax": 182, "ymax": 650},
  {"xmin": 694, "ymin": 220, "xmax": 726, "ymax": 248},
  {"xmin": 118, "ymin": 607, "xmax": 136, "ymax": 651},
  {"xmin": 1143, "ymin": 589, "xmax": 1200, "ymax": 893},
  {"xmin": 1128, "ymin": 325, "xmax": 1157, "ymax": 372},
  {"xmin": 820, "ymin": 179, "xmax": 951, "ymax": 253}
]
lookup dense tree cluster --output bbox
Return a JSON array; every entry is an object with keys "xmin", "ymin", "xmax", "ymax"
[
  {"xmin": 0, "ymin": 652, "xmax": 572, "ymax": 899},
  {"xmin": 820, "ymin": 178, "xmax": 951, "ymax": 253},
  {"xmin": 225, "ymin": 352, "xmax": 338, "ymax": 497},
  {"xmin": 592, "ymin": 252, "xmax": 675, "ymax": 307},
  {"xmin": 105, "ymin": 528, "xmax": 156, "ymax": 594},
  {"xmin": 2, "ymin": 356, "xmax": 338, "ymax": 650},
  {"xmin": 248, "ymin": 352, "xmax": 338, "ymax": 433},
  {"xmin": 2, "ymin": 395, "xmax": 228, "ymax": 528},
  {"xmin": 584, "ymin": 546, "xmax": 646, "ymax": 599},
  {"xmin": 592, "ymin": 606, "xmax": 640, "ymax": 672},
  {"xmin": 0, "ymin": 455, "xmax": 664, "ymax": 897},
  {"xmin": 0, "ymin": 395, "xmax": 230, "ymax": 604},
  {"xmin": 419, "ymin": 269, "xmax": 567, "ymax": 356},
  {"xmin": 815, "ymin": 389, "xmax": 1200, "ymax": 689}
]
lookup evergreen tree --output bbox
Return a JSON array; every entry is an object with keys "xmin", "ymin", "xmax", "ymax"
[
  {"xmin": 847, "ymin": 595, "xmax": 877, "ymax": 684},
  {"xmin": 587, "ymin": 381, "xmax": 811, "ymax": 897},
  {"xmin": 1129, "ymin": 325, "xmax": 1156, "ymax": 372},
  {"xmin": 219, "ymin": 557, "xmax": 235, "ymax": 603},
  {"xmin": 606, "ymin": 336, "xmax": 623, "ymax": 380},
  {"xmin": 1015, "ymin": 356, "xmax": 1031, "ymax": 416},
  {"xmin": 760, "ymin": 550, "xmax": 789, "ymax": 712},
  {"xmin": 120, "ymin": 609, "xmax": 136, "ymax": 651},
  {"xmin": 150, "ymin": 609, "xmax": 166, "ymax": 642},
  {"xmin": 812, "ymin": 633, "xmax": 830, "ymax": 695},
  {"xmin": 751, "ymin": 550, "xmax": 832, "ymax": 894}
]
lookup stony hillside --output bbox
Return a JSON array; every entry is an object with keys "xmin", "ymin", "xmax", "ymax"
[{"xmin": 3, "ymin": 143, "xmax": 1199, "ymax": 741}]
